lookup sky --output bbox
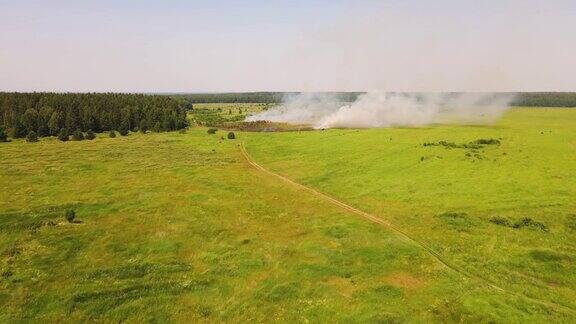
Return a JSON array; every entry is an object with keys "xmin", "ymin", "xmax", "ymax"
[{"xmin": 1, "ymin": 0, "xmax": 575, "ymax": 92}]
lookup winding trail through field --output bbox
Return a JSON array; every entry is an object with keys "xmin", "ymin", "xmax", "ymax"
[{"xmin": 239, "ymin": 142, "xmax": 576, "ymax": 316}]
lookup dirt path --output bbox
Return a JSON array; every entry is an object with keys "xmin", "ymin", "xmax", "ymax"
[{"xmin": 239, "ymin": 143, "xmax": 576, "ymax": 316}]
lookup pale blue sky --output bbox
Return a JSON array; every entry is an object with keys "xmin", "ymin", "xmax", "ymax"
[{"xmin": 1, "ymin": 0, "xmax": 575, "ymax": 92}]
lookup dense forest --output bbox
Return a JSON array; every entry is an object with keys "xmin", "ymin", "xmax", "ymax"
[
  {"xmin": 0, "ymin": 93, "xmax": 188, "ymax": 139},
  {"xmin": 175, "ymin": 92, "xmax": 576, "ymax": 107},
  {"xmin": 172, "ymin": 92, "xmax": 364, "ymax": 104},
  {"xmin": 509, "ymin": 92, "xmax": 576, "ymax": 107}
]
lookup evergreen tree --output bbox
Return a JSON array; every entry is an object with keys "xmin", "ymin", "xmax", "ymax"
[
  {"xmin": 48, "ymin": 111, "xmax": 62, "ymax": 136},
  {"xmin": 26, "ymin": 131, "xmax": 38, "ymax": 142},
  {"xmin": 22, "ymin": 108, "xmax": 38, "ymax": 133},
  {"xmin": 57, "ymin": 128, "xmax": 69, "ymax": 141},
  {"xmin": 38, "ymin": 106, "xmax": 54, "ymax": 136},
  {"xmin": 0, "ymin": 126, "xmax": 8, "ymax": 142},
  {"xmin": 72, "ymin": 129, "xmax": 85, "ymax": 141},
  {"xmin": 9, "ymin": 119, "xmax": 26, "ymax": 138},
  {"xmin": 86, "ymin": 129, "xmax": 96, "ymax": 140},
  {"xmin": 139, "ymin": 119, "xmax": 148, "ymax": 133}
]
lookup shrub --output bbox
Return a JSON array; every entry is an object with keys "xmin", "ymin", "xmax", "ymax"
[
  {"xmin": 489, "ymin": 216, "xmax": 548, "ymax": 232},
  {"xmin": 0, "ymin": 126, "xmax": 7, "ymax": 142},
  {"xmin": 179, "ymin": 128, "xmax": 187, "ymax": 134},
  {"xmin": 489, "ymin": 216, "xmax": 512, "ymax": 227},
  {"xmin": 207, "ymin": 128, "xmax": 217, "ymax": 134},
  {"xmin": 513, "ymin": 217, "xmax": 548, "ymax": 232},
  {"xmin": 65, "ymin": 209, "xmax": 76, "ymax": 223},
  {"xmin": 85, "ymin": 129, "xmax": 96, "ymax": 140},
  {"xmin": 227, "ymin": 132, "xmax": 235, "ymax": 139},
  {"xmin": 72, "ymin": 130, "xmax": 85, "ymax": 141},
  {"xmin": 109, "ymin": 130, "xmax": 116, "ymax": 138},
  {"xmin": 119, "ymin": 128, "xmax": 129, "ymax": 136},
  {"xmin": 26, "ymin": 131, "xmax": 38, "ymax": 142},
  {"xmin": 57, "ymin": 128, "xmax": 69, "ymax": 141},
  {"xmin": 473, "ymin": 138, "xmax": 501, "ymax": 145}
]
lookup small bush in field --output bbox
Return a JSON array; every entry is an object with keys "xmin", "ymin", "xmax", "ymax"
[
  {"xmin": 227, "ymin": 132, "xmax": 235, "ymax": 139},
  {"xmin": 473, "ymin": 138, "xmax": 501, "ymax": 145},
  {"xmin": 119, "ymin": 128, "xmax": 129, "ymax": 136},
  {"xmin": 207, "ymin": 128, "xmax": 217, "ymax": 134},
  {"xmin": 65, "ymin": 209, "xmax": 76, "ymax": 223},
  {"xmin": 513, "ymin": 217, "xmax": 548, "ymax": 232},
  {"xmin": 490, "ymin": 216, "xmax": 512, "ymax": 227},
  {"xmin": 109, "ymin": 130, "xmax": 116, "ymax": 138}
]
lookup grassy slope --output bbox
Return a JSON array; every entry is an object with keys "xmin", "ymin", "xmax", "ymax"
[{"xmin": 245, "ymin": 108, "xmax": 576, "ymax": 318}]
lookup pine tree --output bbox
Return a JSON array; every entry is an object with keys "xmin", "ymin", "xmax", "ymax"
[
  {"xmin": 86, "ymin": 129, "xmax": 96, "ymax": 140},
  {"xmin": 72, "ymin": 129, "xmax": 84, "ymax": 141},
  {"xmin": 22, "ymin": 108, "xmax": 38, "ymax": 133},
  {"xmin": 139, "ymin": 119, "xmax": 148, "ymax": 133},
  {"xmin": 0, "ymin": 126, "xmax": 8, "ymax": 142},
  {"xmin": 26, "ymin": 131, "xmax": 38, "ymax": 142},
  {"xmin": 48, "ymin": 111, "xmax": 62, "ymax": 136},
  {"xmin": 57, "ymin": 128, "xmax": 69, "ymax": 141}
]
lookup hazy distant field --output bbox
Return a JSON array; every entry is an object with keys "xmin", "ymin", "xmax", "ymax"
[{"xmin": 1, "ymin": 108, "xmax": 575, "ymax": 321}]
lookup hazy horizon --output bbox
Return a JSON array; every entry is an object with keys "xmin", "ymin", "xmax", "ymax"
[{"xmin": 1, "ymin": 0, "xmax": 575, "ymax": 93}]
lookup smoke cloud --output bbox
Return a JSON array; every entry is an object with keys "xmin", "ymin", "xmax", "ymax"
[{"xmin": 246, "ymin": 92, "xmax": 515, "ymax": 129}]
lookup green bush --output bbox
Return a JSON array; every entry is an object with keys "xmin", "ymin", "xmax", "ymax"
[
  {"xmin": 65, "ymin": 209, "xmax": 76, "ymax": 223},
  {"xmin": 119, "ymin": 128, "xmax": 129, "ymax": 136},
  {"xmin": 473, "ymin": 138, "xmax": 501, "ymax": 145},
  {"xmin": 109, "ymin": 130, "xmax": 116, "ymax": 138},
  {"xmin": 207, "ymin": 128, "xmax": 218, "ymax": 134},
  {"xmin": 490, "ymin": 216, "xmax": 512, "ymax": 227},
  {"xmin": 513, "ymin": 217, "xmax": 548, "ymax": 232},
  {"xmin": 85, "ymin": 129, "xmax": 96, "ymax": 140},
  {"xmin": 489, "ymin": 216, "xmax": 547, "ymax": 232},
  {"xmin": 57, "ymin": 128, "xmax": 69, "ymax": 141},
  {"xmin": 26, "ymin": 131, "xmax": 38, "ymax": 142},
  {"xmin": 227, "ymin": 132, "xmax": 236, "ymax": 139},
  {"xmin": 72, "ymin": 130, "xmax": 85, "ymax": 141}
]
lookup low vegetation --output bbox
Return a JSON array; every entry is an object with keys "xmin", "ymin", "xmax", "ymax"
[
  {"xmin": 244, "ymin": 108, "xmax": 576, "ymax": 320},
  {"xmin": 490, "ymin": 216, "xmax": 548, "ymax": 231},
  {"xmin": 1, "ymin": 107, "xmax": 574, "ymax": 321}
]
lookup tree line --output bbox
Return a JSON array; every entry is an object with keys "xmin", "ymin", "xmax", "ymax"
[
  {"xmin": 0, "ymin": 92, "xmax": 188, "ymax": 140},
  {"xmin": 508, "ymin": 92, "xmax": 576, "ymax": 107},
  {"xmin": 174, "ymin": 92, "xmax": 576, "ymax": 107},
  {"xmin": 173, "ymin": 92, "xmax": 364, "ymax": 104}
]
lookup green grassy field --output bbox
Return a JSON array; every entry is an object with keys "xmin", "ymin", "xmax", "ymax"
[{"xmin": 1, "ymin": 108, "xmax": 575, "ymax": 321}]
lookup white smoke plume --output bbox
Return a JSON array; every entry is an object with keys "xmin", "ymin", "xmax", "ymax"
[{"xmin": 246, "ymin": 92, "xmax": 515, "ymax": 129}]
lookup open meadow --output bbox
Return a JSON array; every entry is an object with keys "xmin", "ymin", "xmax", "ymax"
[{"xmin": 1, "ymin": 107, "xmax": 575, "ymax": 322}]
